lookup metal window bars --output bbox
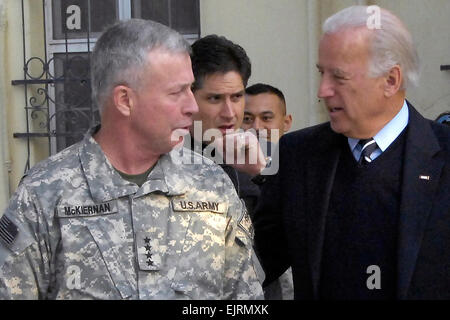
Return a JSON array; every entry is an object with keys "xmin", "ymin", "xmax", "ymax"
[
  {"xmin": 11, "ymin": 0, "xmax": 199, "ymax": 175},
  {"xmin": 11, "ymin": 0, "xmax": 98, "ymax": 174}
]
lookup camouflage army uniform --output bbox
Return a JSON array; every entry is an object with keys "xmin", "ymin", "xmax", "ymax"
[{"xmin": 0, "ymin": 128, "xmax": 263, "ymax": 300}]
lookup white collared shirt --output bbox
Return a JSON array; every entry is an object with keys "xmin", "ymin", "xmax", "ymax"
[{"xmin": 348, "ymin": 100, "xmax": 409, "ymax": 162}]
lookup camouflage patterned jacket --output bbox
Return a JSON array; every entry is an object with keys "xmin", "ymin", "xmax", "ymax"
[{"xmin": 0, "ymin": 131, "xmax": 263, "ymax": 300}]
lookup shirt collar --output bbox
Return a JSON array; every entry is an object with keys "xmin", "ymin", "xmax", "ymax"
[
  {"xmin": 136, "ymin": 148, "xmax": 188, "ymax": 198},
  {"xmin": 348, "ymin": 100, "xmax": 409, "ymax": 152},
  {"xmin": 79, "ymin": 126, "xmax": 187, "ymax": 203}
]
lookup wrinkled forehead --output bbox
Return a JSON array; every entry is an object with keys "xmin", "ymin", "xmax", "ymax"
[
  {"xmin": 321, "ymin": 27, "xmax": 371, "ymax": 51},
  {"xmin": 318, "ymin": 27, "xmax": 372, "ymax": 68}
]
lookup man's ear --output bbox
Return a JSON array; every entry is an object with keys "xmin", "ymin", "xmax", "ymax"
[
  {"xmin": 283, "ymin": 114, "xmax": 293, "ymax": 133},
  {"xmin": 384, "ymin": 65, "xmax": 403, "ymax": 97},
  {"xmin": 113, "ymin": 85, "xmax": 134, "ymax": 117}
]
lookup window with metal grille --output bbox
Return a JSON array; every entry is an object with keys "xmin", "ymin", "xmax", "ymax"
[
  {"xmin": 12, "ymin": 0, "xmax": 200, "ymax": 172},
  {"xmin": 49, "ymin": 0, "xmax": 200, "ymax": 152}
]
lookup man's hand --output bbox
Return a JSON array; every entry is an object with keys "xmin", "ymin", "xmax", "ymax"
[{"xmin": 210, "ymin": 130, "xmax": 267, "ymax": 177}]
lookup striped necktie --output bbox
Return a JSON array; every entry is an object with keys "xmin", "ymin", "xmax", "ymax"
[{"xmin": 358, "ymin": 138, "xmax": 378, "ymax": 165}]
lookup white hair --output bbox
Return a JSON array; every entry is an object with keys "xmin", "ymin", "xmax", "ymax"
[{"xmin": 323, "ymin": 6, "xmax": 420, "ymax": 90}]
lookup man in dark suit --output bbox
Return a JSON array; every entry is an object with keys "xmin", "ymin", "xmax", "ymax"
[
  {"xmin": 189, "ymin": 36, "xmax": 295, "ymax": 299},
  {"xmin": 253, "ymin": 6, "xmax": 450, "ymax": 299},
  {"xmin": 188, "ymin": 35, "xmax": 261, "ymax": 219}
]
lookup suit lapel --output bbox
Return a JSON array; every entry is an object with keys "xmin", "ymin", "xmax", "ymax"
[
  {"xmin": 306, "ymin": 127, "xmax": 343, "ymax": 299},
  {"xmin": 397, "ymin": 105, "xmax": 444, "ymax": 299}
]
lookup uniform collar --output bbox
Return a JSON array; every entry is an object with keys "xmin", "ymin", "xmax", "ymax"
[
  {"xmin": 136, "ymin": 149, "xmax": 188, "ymax": 198},
  {"xmin": 79, "ymin": 126, "xmax": 187, "ymax": 203}
]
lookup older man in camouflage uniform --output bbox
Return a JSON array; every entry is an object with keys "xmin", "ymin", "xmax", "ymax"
[{"xmin": 0, "ymin": 19, "xmax": 263, "ymax": 300}]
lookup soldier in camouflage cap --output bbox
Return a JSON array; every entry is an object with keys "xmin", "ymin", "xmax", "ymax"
[{"xmin": 0, "ymin": 19, "xmax": 263, "ymax": 299}]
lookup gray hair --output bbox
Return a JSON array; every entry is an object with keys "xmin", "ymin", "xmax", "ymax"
[
  {"xmin": 323, "ymin": 6, "xmax": 420, "ymax": 90},
  {"xmin": 91, "ymin": 19, "xmax": 191, "ymax": 115}
]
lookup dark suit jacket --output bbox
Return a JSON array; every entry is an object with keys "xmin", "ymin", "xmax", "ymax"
[{"xmin": 254, "ymin": 102, "xmax": 450, "ymax": 299}]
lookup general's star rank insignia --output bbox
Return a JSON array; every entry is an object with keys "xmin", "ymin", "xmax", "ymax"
[{"xmin": 143, "ymin": 236, "xmax": 154, "ymax": 266}]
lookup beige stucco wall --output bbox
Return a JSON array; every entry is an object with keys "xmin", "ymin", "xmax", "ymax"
[
  {"xmin": 200, "ymin": 0, "xmax": 321, "ymax": 131},
  {"xmin": 200, "ymin": 0, "xmax": 450, "ymax": 128},
  {"xmin": 199, "ymin": 0, "xmax": 368, "ymax": 131},
  {"xmin": 0, "ymin": 0, "xmax": 449, "ymax": 210},
  {"xmin": 0, "ymin": 0, "xmax": 48, "ymax": 211},
  {"xmin": 374, "ymin": 0, "xmax": 450, "ymax": 119}
]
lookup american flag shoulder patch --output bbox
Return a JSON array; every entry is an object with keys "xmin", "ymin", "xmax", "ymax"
[{"xmin": 0, "ymin": 215, "xmax": 19, "ymax": 246}]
